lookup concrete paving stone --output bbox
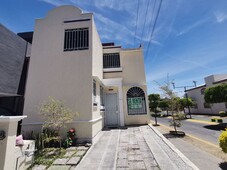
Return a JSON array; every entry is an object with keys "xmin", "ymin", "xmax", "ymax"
[
  {"xmin": 141, "ymin": 151, "xmax": 154, "ymax": 158},
  {"xmin": 128, "ymin": 144, "xmax": 139, "ymax": 149},
  {"xmin": 53, "ymin": 158, "xmax": 69, "ymax": 165},
  {"xmin": 64, "ymin": 151, "xmax": 76, "ymax": 157},
  {"xmin": 119, "ymin": 143, "xmax": 128, "ymax": 147},
  {"xmin": 66, "ymin": 147, "xmax": 77, "ymax": 151},
  {"xmin": 116, "ymin": 168, "xmax": 129, "ymax": 170},
  {"xmin": 118, "ymin": 146, "xmax": 128, "ymax": 151},
  {"xmin": 32, "ymin": 165, "xmax": 47, "ymax": 170},
  {"xmin": 143, "ymin": 158, "xmax": 158, "ymax": 167},
  {"xmin": 66, "ymin": 156, "xmax": 80, "ymax": 165},
  {"xmin": 128, "ymin": 154, "xmax": 143, "ymax": 161},
  {"xmin": 118, "ymin": 152, "xmax": 128, "ymax": 158},
  {"xmin": 47, "ymin": 165, "xmax": 71, "ymax": 170},
  {"xmin": 117, "ymin": 158, "xmax": 129, "ymax": 168},
  {"xmin": 77, "ymin": 146, "xmax": 89, "ymax": 150},
  {"xmin": 75, "ymin": 150, "xmax": 86, "ymax": 156},
  {"xmin": 128, "ymin": 161, "xmax": 146, "ymax": 170}
]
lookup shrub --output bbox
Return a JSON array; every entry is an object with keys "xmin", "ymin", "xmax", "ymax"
[
  {"xmin": 219, "ymin": 111, "xmax": 226, "ymax": 117},
  {"xmin": 211, "ymin": 118, "xmax": 216, "ymax": 122},
  {"xmin": 217, "ymin": 118, "xmax": 223, "ymax": 123},
  {"xmin": 63, "ymin": 128, "xmax": 76, "ymax": 148},
  {"xmin": 219, "ymin": 129, "xmax": 227, "ymax": 153}
]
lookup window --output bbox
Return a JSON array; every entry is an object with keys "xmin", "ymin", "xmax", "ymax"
[
  {"xmin": 64, "ymin": 28, "xmax": 89, "ymax": 51},
  {"xmin": 100, "ymin": 86, "xmax": 104, "ymax": 106},
  {"xmin": 103, "ymin": 53, "xmax": 120, "ymax": 68},
  {"xmin": 127, "ymin": 87, "xmax": 146, "ymax": 115},
  {"xmin": 93, "ymin": 80, "xmax": 97, "ymax": 105}
]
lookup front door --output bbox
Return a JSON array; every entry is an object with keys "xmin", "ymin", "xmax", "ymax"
[{"xmin": 105, "ymin": 93, "xmax": 118, "ymax": 127}]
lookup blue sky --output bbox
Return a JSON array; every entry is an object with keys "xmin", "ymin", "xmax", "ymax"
[{"xmin": 1, "ymin": 0, "xmax": 227, "ymax": 96}]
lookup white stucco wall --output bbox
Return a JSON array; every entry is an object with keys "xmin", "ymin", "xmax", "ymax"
[{"xmin": 22, "ymin": 6, "xmax": 95, "ymax": 139}]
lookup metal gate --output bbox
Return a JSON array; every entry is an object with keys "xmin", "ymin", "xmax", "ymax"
[{"xmin": 105, "ymin": 93, "xmax": 119, "ymax": 127}]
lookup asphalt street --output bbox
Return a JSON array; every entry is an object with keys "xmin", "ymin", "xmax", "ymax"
[{"xmin": 155, "ymin": 116, "xmax": 222, "ymax": 145}]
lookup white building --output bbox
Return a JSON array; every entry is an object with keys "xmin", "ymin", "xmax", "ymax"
[
  {"xmin": 186, "ymin": 74, "xmax": 227, "ymax": 115},
  {"xmin": 21, "ymin": 6, "xmax": 149, "ymax": 142}
]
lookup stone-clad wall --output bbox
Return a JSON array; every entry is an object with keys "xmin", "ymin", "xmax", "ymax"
[{"xmin": 0, "ymin": 24, "xmax": 27, "ymax": 94}]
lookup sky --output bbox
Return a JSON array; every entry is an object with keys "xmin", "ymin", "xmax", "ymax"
[{"xmin": 1, "ymin": 0, "xmax": 227, "ymax": 97}]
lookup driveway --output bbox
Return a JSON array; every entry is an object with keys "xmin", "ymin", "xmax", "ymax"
[{"xmin": 75, "ymin": 125, "xmax": 198, "ymax": 170}]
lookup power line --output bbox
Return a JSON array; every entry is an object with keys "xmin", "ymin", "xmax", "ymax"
[
  {"xmin": 144, "ymin": 0, "xmax": 157, "ymax": 45},
  {"xmin": 145, "ymin": 0, "xmax": 162, "ymax": 58},
  {"xmin": 133, "ymin": 0, "xmax": 140, "ymax": 47},
  {"xmin": 140, "ymin": 0, "xmax": 151, "ymax": 45}
]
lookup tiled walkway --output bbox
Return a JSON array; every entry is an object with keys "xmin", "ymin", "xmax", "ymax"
[{"xmin": 76, "ymin": 126, "xmax": 159, "ymax": 170}]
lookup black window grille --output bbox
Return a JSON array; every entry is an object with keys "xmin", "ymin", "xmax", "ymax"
[
  {"xmin": 64, "ymin": 28, "xmax": 89, "ymax": 51},
  {"xmin": 103, "ymin": 53, "xmax": 120, "ymax": 68},
  {"xmin": 127, "ymin": 87, "xmax": 146, "ymax": 115},
  {"xmin": 100, "ymin": 86, "xmax": 104, "ymax": 106}
]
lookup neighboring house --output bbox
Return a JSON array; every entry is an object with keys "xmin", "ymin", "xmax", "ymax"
[
  {"xmin": 0, "ymin": 24, "xmax": 31, "ymax": 134},
  {"xmin": 0, "ymin": 24, "xmax": 31, "ymax": 115},
  {"xmin": 21, "ymin": 6, "xmax": 149, "ymax": 142},
  {"xmin": 186, "ymin": 74, "xmax": 227, "ymax": 115}
]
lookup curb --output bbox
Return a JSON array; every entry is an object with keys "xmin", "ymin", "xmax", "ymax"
[{"xmin": 148, "ymin": 124, "xmax": 199, "ymax": 170}]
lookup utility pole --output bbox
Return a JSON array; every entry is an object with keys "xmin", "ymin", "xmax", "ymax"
[{"xmin": 171, "ymin": 81, "xmax": 196, "ymax": 119}]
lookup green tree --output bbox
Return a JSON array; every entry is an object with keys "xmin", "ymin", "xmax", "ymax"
[
  {"xmin": 39, "ymin": 96, "xmax": 78, "ymax": 149},
  {"xmin": 158, "ymin": 99, "xmax": 170, "ymax": 116},
  {"xmin": 148, "ymin": 94, "xmax": 161, "ymax": 126},
  {"xmin": 179, "ymin": 97, "xmax": 194, "ymax": 113},
  {"xmin": 204, "ymin": 84, "xmax": 227, "ymax": 103}
]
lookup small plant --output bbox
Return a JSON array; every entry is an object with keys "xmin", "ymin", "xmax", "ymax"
[
  {"xmin": 64, "ymin": 128, "xmax": 76, "ymax": 148},
  {"xmin": 219, "ymin": 128, "xmax": 227, "ymax": 153},
  {"xmin": 211, "ymin": 118, "xmax": 216, "ymax": 122},
  {"xmin": 219, "ymin": 111, "xmax": 227, "ymax": 117}
]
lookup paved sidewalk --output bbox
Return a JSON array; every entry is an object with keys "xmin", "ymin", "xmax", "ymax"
[
  {"xmin": 76, "ymin": 125, "xmax": 198, "ymax": 170},
  {"xmin": 155, "ymin": 125, "xmax": 225, "ymax": 170}
]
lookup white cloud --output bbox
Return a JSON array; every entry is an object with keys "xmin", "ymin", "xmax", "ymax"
[{"xmin": 214, "ymin": 11, "xmax": 227, "ymax": 23}]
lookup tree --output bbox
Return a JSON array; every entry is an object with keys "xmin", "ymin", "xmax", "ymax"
[
  {"xmin": 148, "ymin": 94, "xmax": 161, "ymax": 126},
  {"xmin": 204, "ymin": 84, "xmax": 227, "ymax": 103},
  {"xmin": 39, "ymin": 96, "xmax": 77, "ymax": 148},
  {"xmin": 157, "ymin": 81, "xmax": 184, "ymax": 133},
  {"xmin": 179, "ymin": 97, "xmax": 194, "ymax": 113},
  {"xmin": 158, "ymin": 99, "xmax": 170, "ymax": 116}
]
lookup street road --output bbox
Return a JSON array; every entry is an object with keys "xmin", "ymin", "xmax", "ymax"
[{"xmin": 156, "ymin": 116, "xmax": 222, "ymax": 145}]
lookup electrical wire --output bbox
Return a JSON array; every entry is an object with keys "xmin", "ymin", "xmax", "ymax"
[
  {"xmin": 140, "ymin": 0, "xmax": 151, "ymax": 45},
  {"xmin": 145, "ymin": 0, "xmax": 162, "ymax": 58},
  {"xmin": 133, "ymin": 0, "xmax": 140, "ymax": 47}
]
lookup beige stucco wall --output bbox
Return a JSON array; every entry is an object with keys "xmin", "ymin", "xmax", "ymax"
[
  {"xmin": 122, "ymin": 85, "xmax": 149, "ymax": 125},
  {"xmin": 22, "ymin": 6, "xmax": 96, "ymax": 140},
  {"xmin": 187, "ymin": 76, "xmax": 227, "ymax": 114},
  {"xmin": 103, "ymin": 47, "xmax": 149, "ymax": 125}
]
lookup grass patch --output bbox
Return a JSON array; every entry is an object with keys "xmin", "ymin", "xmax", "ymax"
[{"xmin": 29, "ymin": 148, "xmax": 67, "ymax": 169}]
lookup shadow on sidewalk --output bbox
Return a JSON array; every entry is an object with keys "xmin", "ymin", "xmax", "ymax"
[
  {"xmin": 203, "ymin": 123, "xmax": 227, "ymax": 131},
  {"xmin": 162, "ymin": 133, "xmax": 185, "ymax": 139}
]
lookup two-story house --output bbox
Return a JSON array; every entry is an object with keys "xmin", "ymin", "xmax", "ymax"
[{"xmin": 21, "ymin": 5, "xmax": 149, "ymax": 142}]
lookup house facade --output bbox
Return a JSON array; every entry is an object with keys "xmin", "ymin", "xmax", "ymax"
[
  {"xmin": 186, "ymin": 74, "xmax": 227, "ymax": 115},
  {"xmin": 21, "ymin": 6, "xmax": 149, "ymax": 142}
]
